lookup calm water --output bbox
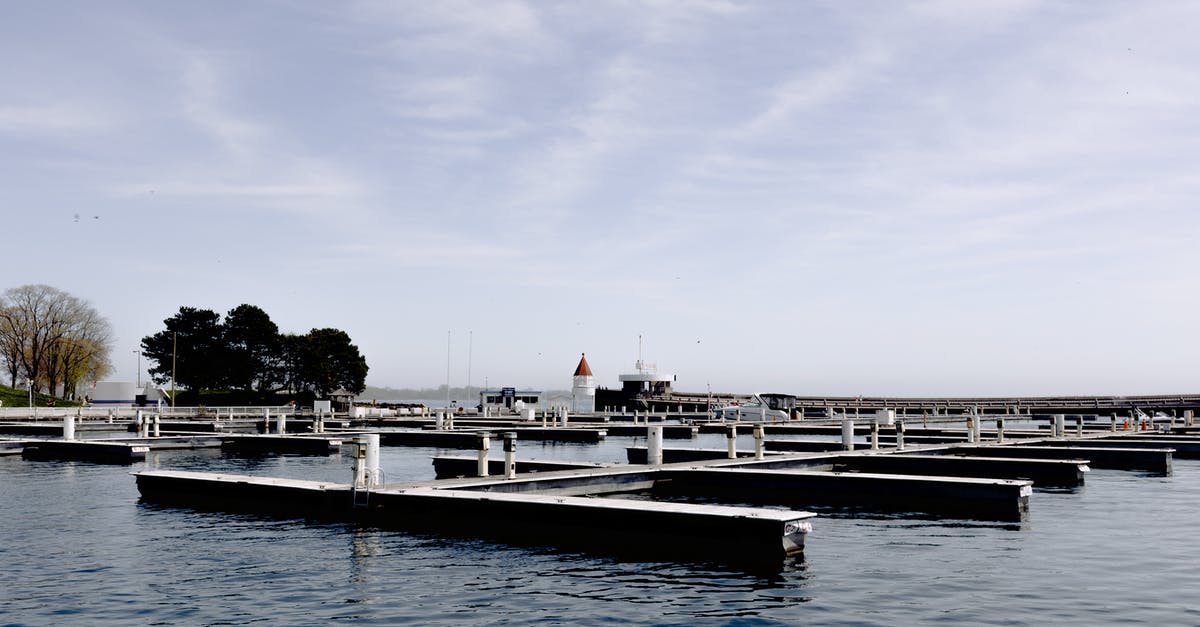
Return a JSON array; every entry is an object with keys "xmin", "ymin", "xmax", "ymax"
[{"xmin": 3, "ymin": 433, "xmax": 1200, "ymax": 625}]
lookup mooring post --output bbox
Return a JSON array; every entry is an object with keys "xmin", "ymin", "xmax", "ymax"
[
  {"xmin": 648, "ymin": 425, "xmax": 664, "ymax": 466},
  {"xmin": 896, "ymin": 420, "xmax": 906, "ymax": 450},
  {"xmin": 1053, "ymin": 414, "xmax": 1065, "ymax": 438},
  {"xmin": 476, "ymin": 432, "xmax": 492, "ymax": 477},
  {"xmin": 107, "ymin": 409, "xmax": 113, "ymax": 424},
  {"xmin": 153, "ymin": 414, "xmax": 160, "ymax": 437},
  {"xmin": 1076, "ymin": 415, "xmax": 1084, "ymax": 437},
  {"xmin": 753, "ymin": 423, "xmax": 765, "ymax": 459},
  {"xmin": 352, "ymin": 437, "xmax": 367, "ymax": 489},
  {"xmin": 725, "ymin": 424, "xmax": 737, "ymax": 459},
  {"xmin": 561, "ymin": 407, "xmax": 569, "ymax": 428},
  {"xmin": 63, "ymin": 412, "xmax": 75, "ymax": 441},
  {"xmin": 966, "ymin": 415, "xmax": 975, "ymax": 444},
  {"xmin": 870, "ymin": 420, "xmax": 879, "ymax": 450},
  {"xmin": 503, "ymin": 432, "xmax": 517, "ymax": 479},
  {"xmin": 841, "ymin": 418, "xmax": 854, "ymax": 451},
  {"xmin": 996, "ymin": 417, "xmax": 1005, "ymax": 443},
  {"xmin": 1110, "ymin": 414, "xmax": 1117, "ymax": 432},
  {"xmin": 1187, "ymin": 410, "xmax": 1195, "ymax": 427},
  {"xmin": 364, "ymin": 433, "xmax": 380, "ymax": 488},
  {"xmin": 136, "ymin": 410, "xmax": 145, "ymax": 438}
]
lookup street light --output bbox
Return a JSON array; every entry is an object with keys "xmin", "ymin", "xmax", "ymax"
[{"xmin": 133, "ymin": 349, "xmax": 141, "ymax": 387}]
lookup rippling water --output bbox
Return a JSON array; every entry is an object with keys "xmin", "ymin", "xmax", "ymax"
[{"xmin": 3, "ymin": 435, "xmax": 1200, "ymax": 625}]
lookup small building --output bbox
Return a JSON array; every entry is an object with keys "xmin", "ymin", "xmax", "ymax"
[
  {"xmin": 571, "ymin": 353, "xmax": 596, "ymax": 413},
  {"xmin": 88, "ymin": 381, "xmax": 170, "ymax": 407},
  {"xmin": 479, "ymin": 387, "xmax": 544, "ymax": 412},
  {"xmin": 618, "ymin": 359, "xmax": 674, "ymax": 398}
]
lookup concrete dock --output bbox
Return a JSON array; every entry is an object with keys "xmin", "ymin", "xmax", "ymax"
[{"xmin": 134, "ymin": 469, "xmax": 815, "ymax": 563}]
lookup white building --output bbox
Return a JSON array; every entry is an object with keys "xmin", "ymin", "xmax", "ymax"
[{"xmin": 571, "ymin": 353, "xmax": 595, "ymax": 413}]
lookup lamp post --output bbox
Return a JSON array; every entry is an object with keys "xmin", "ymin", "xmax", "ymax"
[
  {"xmin": 170, "ymin": 332, "xmax": 177, "ymax": 409},
  {"xmin": 133, "ymin": 350, "xmax": 141, "ymax": 388}
]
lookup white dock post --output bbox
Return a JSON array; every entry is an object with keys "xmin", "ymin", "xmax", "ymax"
[
  {"xmin": 647, "ymin": 425, "xmax": 663, "ymax": 466},
  {"xmin": 1076, "ymin": 415, "xmax": 1084, "ymax": 437},
  {"xmin": 136, "ymin": 410, "xmax": 145, "ymax": 437},
  {"xmin": 753, "ymin": 424, "xmax": 765, "ymax": 459},
  {"xmin": 870, "ymin": 420, "xmax": 879, "ymax": 450},
  {"xmin": 364, "ymin": 433, "xmax": 381, "ymax": 488},
  {"xmin": 541, "ymin": 410, "xmax": 547, "ymax": 428},
  {"xmin": 896, "ymin": 420, "xmax": 905, "ymax": 450},
  {"xmin": 503, "ymin": 432, "xmax": 517, "ymax": 479},
  {"xmin": 352, "ymin": 437, "xmax": 367, "ymax": 489},
  {"xmin": 841, "ymin": 418, "xmax": 854, "ymax": 451},
  {"xmin": 107, "ymin": 409, "xmax": 113, "ymax": 424},
  {"xmin": 560, "ymin": 407, "xmax": 569, "ymax": 428},
  {"xmin": 1053, "ymin": 414, "xmax": 1065, "ymax": 437},
  {"xmin": 1111, "ymin": 414, "xmax": 1118, "ymax": 432},
  {"xmin": 996, "ymin": 417, "xmax": 1005, "ymax": 443},
  {"xmin": 725, "ymin": 425, "xmax": 737, "ymax": 459},
  {"xmin": 476, "ymin": 432, "xmax": 492, "ymax": 477},
  {"xmin": 63, "ymin": 412, "xmax": 75, "ymax": 441},
  {"xmin": 436, "ymin": 410, "xmax": 444, "ymax": 430},
  {"xmin": 1187, "ymin": 410, "xmax": 1195, "ymax": 427},
  {"xmin": 153, "ymin": 414, "xmax": 160, "ymax": 437}
]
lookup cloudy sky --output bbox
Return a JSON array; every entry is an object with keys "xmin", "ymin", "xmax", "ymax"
[{"xmin": 4, "ymin": 1, "xmax": 1199, "ymax": 396}]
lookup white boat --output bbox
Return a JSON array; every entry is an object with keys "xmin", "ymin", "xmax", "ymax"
[{"xmin": 713, "ymin": 393, "xmax": 790, "ymax": 422}]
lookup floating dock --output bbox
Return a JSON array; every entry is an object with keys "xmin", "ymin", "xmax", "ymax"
[
  {"xmin": 22, "ymin": 440, "xmax": 149, "ymax": 464},
  {"xmin": 134, "ymin": 469, "xmax": 815, "ymax": 564}
]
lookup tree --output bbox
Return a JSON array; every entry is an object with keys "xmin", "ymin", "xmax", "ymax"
[
  {"xmin": 0, "ymin": 285, "xmax": 113, "ymax": 396},
  {"xmin": 141, "ymin": 307, "xmax": 225, "ymax": 393},
  {"xmin": 291, "ymin": 328, "xmax": 368, "ymax": 397},
  {"xmin": 223, "ymin": 304, "xmax": 282, "ymax": 393}
]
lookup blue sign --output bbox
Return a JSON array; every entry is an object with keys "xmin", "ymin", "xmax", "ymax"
[{"xmin": 501, "ymin": 387, "xmax": 515, "ymax": 398}]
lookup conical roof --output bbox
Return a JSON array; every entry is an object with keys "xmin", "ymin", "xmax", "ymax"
[{"xmin": 573, "ymin": 353, "xmax": 593, "ymax": 377}]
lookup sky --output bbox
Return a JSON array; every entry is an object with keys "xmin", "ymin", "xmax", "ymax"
[{"xmin": 3, "ymin": 1, "xmax": 1199, "ymax": 397}]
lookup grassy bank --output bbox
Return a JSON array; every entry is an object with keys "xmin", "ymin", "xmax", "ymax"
[{"xmin": 0, "ymin": 384, "xmax": 81, "ymax": 408}]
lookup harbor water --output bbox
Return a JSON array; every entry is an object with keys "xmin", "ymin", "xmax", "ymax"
[{"xmin": 3, "ymin": 434, "xmax": 1200, "ymax": 625}]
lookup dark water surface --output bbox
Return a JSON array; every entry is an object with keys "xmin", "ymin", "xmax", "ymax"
[{"xmin": 3, "ymin": 436, "xmax": 1200, "ymax": 625}]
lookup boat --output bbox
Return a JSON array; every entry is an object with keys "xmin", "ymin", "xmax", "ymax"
[{"xmin": 713, "ymin": 393, "xmax": 791, "ymax": 422}]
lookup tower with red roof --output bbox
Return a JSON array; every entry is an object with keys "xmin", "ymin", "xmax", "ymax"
[{"xmin": 571, "ymin": 353, "xmax": 595, "ymax": 413}]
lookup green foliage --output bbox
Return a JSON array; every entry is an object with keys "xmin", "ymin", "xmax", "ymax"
[{"xmin": 140, "ymin": 305, "xmax": 368, "ymax": 399}]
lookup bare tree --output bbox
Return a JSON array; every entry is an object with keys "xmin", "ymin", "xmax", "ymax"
[{"xmin": 0, "ymin": 285, "xmax": 114, "ymax": 397}]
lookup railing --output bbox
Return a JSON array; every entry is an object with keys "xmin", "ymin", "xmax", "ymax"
[{"xmin": 0, "ymin": 406, "xmax": 294, "ymax": 421}]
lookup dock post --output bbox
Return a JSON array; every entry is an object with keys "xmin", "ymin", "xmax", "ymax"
[
  {"xmin": 561, "ymin": 408, "xmax": 569, "ymax": 428},
  {"xmin": 753, "ymin": 424, "xmax": 765, "ymax": 459},
  {"xmin": 870, "ymin": 420, "xmax": 879, "ymax": 450},
  {"xmin": 1076, "ymin": 415, "xmax": 1084, "ymax": 437},
  {"xmin": 842, "ymin": 418, "xmax": 854, "ymax": 451},
  {"xmin": 503, "ymin": 432, "xmax": 517, "ymax": 479},
  {"xmin": 725, "ymin": 425, "xmax": 737, "ymax": 459},
  {"xmin": 63, "ymin": 412, "xmax": 75, "ymax": 441},
  {"xmin": 436, "ymin": 410, "xmax": 444, "ymax": 430},
  {"xmin": 107, "ymin": 409, "xmax": 113, "ymax": 424},
  {"xmin": 896, "ymin": 420, "xmax": 905, "ymax": 450},
  {"xmin": 1110, "ymin": 414, "xmax": 1118, "ymax": 432},
  {"xmin": 1187, "ymin": 410, "xmax": 1195, "ymax": 427},
  {"xmin": 541, "ymin": 410, "xmax": 547, "ymax": 428},
  {"xmin": 352, "ymin": 437, "xmax": 367, "ymax": 489},
  {"xmin": 648, "ymin": 425, "xmax": 664, "ymax": 466},
  {"xmin": 996, "ymin": 417, "xmax": 1005, "ymax": 443},
  {"xmin": 1053, "ymin": 414, "xmax": 1065, "ymax": 437},
  {"xmin": 136, "ymin": 410, "xmax": 145, "ymax": 438},
  {"xmin": 476, "ymin": 432, "xmax": 492, "ymax": 477},
  {"xmin": 153, "ymin": 414, "xmax": 160, "ymax": 437},
  {"xmin": 364, "ymin": 433, "xmax": 381, "ymax": 487}
]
